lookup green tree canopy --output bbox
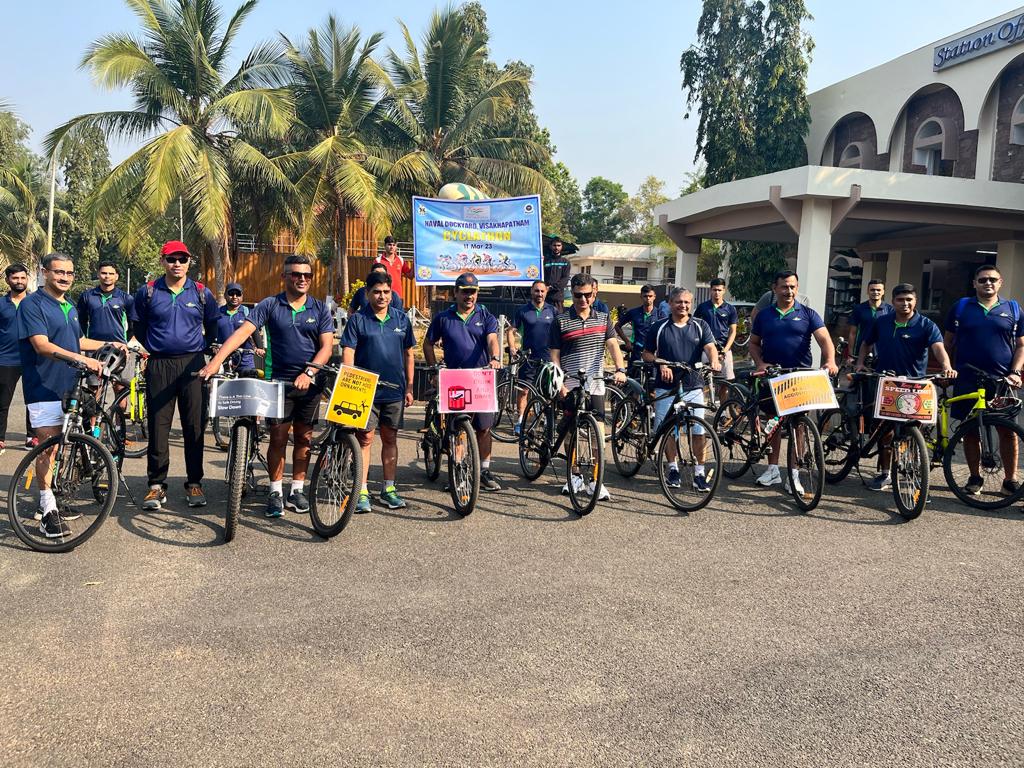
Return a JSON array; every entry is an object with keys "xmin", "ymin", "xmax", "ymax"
[{"xmin": 577, "ymin": 176, "xmax": 628, "ymax": 243}]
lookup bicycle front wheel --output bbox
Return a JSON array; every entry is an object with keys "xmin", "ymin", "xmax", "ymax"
[
  {"xmin": 114, "ymin": 388, "xmax": 148, "ymax": 458},
  {"xmin": 657, "ymin": 413, "xmax": 721, "ymax": 513},
  {"xmin": 518, "ymin": 395, "xmax": 551, "ymax": 480},
  {"xmin": 225, "ymin": 421, "xmax": 251, "ymax": 542},
  {"xmin": 943, "ymin": 415, "xmax": 1024, "ymax": 509},
  {"xmin": 566, "ymin": 412, "xmax": 604, "ymax": 516},
  {"xmin": 785, "ymin": 414, "xmax": 824, "ymax": 513},
  {"xmin": 213, "ymin": 416, "xmax": 235, "ymax": 451},
  {"xmin": 818, "ymin": 409, "xmax": 857, "ymax": 484},
  {"xmin": 492, "ymin": 372, "xmax": 531, "ymax": 443},
  {"xmin": 891, "ymin": 423, "xmax": 929, "ymax": 520},
  {"xmin": 421, "ymin": 400, "xmax": 442, "ymax": 481},
  {"xmin": 448, "ymin": 418, "xmax": 480, "ymax": 516},
  {"xmin": 309, "ymin": 431, "xmax": 362, "ymax": 538},
  {"xmin": 7, "ymin": 433, "xmax": 117, "ymax": 553},
  {"xmin": 610, "ymin": 396, "xmax": 647, "ymax": 478}
]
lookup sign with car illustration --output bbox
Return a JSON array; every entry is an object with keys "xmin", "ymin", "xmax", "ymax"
[{"xmin": 326, "ymin": 365, "xmax": 380, "ymax": 429}]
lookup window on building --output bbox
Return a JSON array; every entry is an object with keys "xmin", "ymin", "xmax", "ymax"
[
  {"xmin": 912, "ymin": 118, "xmax": 955, "ymax": 176},
  {"xmin": 580, "ymin": 265, "xmax": 591, "ymax": 275},
  {"xmin": 631, "ymin": 267, "xmax": 648, "ymax": 283},
  {"xmin": 1012, "ymin": 96, "xmax": 1024, "ymax": 146},
  {"xmin": 664, "ymin": 264, "xmax": 676, "ymax": 284},
  {"xmin": 613, "ymin": 266, "xmax": 624, "ymax": 284},
  {"xmin": 839, "ymin": 143, "xmax": 863, "ymax": 169}
]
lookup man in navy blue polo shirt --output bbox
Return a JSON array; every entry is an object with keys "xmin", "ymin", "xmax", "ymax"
[
  {"xmin": 693, "ymin": 277, "xmax": 739, "ymax": 401},
  {"xmin": 0, "ymin": 262, "xmax": 33, "ymax": 452},
  {"xmin": 507, "ymin": 280, "xmax": 556, "ymax": 428},
  {"xmin": 349, "ymin": 264, "xmax": 404, "ymax": 315},
  {"xmin": 423, "ymin": 272, "xmax": 503, "ymax": 491},
  {"xmin": 857, "ymin": 283, "xmax": 955, "ymax": 491},
  {"xmin": 749, "ymin": 270, "xmax": 838, "ymax": 490},
  {"xmin": 130, "ymin": 240, "xmax": 220, "ymax": 510},
  {"xmin": 19, "ymin": 253, "xmax": 109, "ymax": 537},
  {"xmin": 615, "ymin": 284, "xmax": 667, "ymax": 368},
  {"xmin": 340, "ymin": 271, "xmax": 415, "ymax": 512},
  {"xmin": 943, "ymin": 264, "xmax": 1024, "ymax": 496},
  {"xmin": 216, "ymin": 282, "xmax": 262, "ymax": 374},
  {"xmin": 847, "ymin": 279, "xmax": 893, "ymax": 361},
  {"xmin": 77, "ymin": 260, "xmax": 134, "ymax": 344},
  {"xmin": 202, "ymin": 254, "xmax": 334, "ymax": 517}
]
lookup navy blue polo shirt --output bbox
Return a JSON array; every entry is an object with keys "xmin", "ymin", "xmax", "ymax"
[
  {"xmin": 340, "ymin": 305, "xmax": 415, "ymax": 403},
  {"xmin": 693, "ymin": 300, "xmax": 738, "ymax": 345},
  {"xmin": 217, "ymin": 305, "xmax": 255, "ymax": 369},
  {"xmin": 129, "ymin": 278, "xmax": 219, "ymax": 355},
  {"xmin": 621, "ymin": 305, "xmax": 668, "ymax": 361},
  {"xmin": 77, "ymin": 286, "xmax": 134, "ymax": 343},
  {"xmin": 865, "ymin": 312, "xmax": 942, "ymax": 377},
  {"xmin": 348, "ymin": 287, "xmax": 403, "ymax": 314},
  {"xmin": 426, "ymin": 305, "xmax": 498, "ymax": 369},
  {"xmin": 514, "ymin": 302, "xmax": 557, "ymax": 361},
  {"xmin": 751, "ymin": 302, "xmax": 825, "ymax": 368},
  {"xmin": 945, "ymin": 297, "xmax": 1023, "ymax": 378},
  {"xmin": 17, "ymin": 290, "xmax": 82, "ymax": 403},
  {"xmin": 0, "ymin": 293, "xmax": 25, "ymax": 366},
  {"xmin": 850, "ymin": 300, "xmax": 894, "ymax": 354},
  {"xmin": 644, "ymin": 316, "xmax": 714, "ymax": 390},
  {"xmin": 248, "ymin": 293, "xmax": 333, "ymax": 382}
]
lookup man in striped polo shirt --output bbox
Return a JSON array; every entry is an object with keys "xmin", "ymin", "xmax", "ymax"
[{"xmin": 548, "ymin": 273, "xmax": 628, "ymax": 501}]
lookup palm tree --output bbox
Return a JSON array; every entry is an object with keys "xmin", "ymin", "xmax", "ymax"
[
  {"xmin": 279, "ymin": 16, "xmax": 404, "ymax": 294},
  {"xmin": 381, "ymin": 7, "xmax": 553, "ymax": 199},
  {"xmin": 0, "ymin": 158, "xmax": 71, "ymax": 271},
  {"xmin": 44, "ymin": 0, "xmax": 294, "ymax": 298}
]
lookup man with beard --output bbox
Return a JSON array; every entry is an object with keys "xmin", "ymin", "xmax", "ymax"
[{"xmin": 0, "ymin": 262, "xmax": 33, "ymax": 452}]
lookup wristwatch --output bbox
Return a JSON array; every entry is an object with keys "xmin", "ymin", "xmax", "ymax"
[
  {"xmin": 615, "ymin": 367, "xmax": 627, "ymax": 373},
  {"xmin": 490, "ymin": 355, "xmax": 500, "ymax": 362},
  {"xmin": 305, "ymin": 368, "xmax": 318, "ymax": 378}
]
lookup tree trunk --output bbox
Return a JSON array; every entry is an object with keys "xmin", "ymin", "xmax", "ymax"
[
  {"xmin": 211, "ymin": 241, "xmax": 226, "ymax": 305},
  {"xmin": 339, "ymin": 212, "xmax": 350, "ymax": 295}
]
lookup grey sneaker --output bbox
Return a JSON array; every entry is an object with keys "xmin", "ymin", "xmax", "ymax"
[
  {"xmin": 142, "ymin": 487, "xmax": 166, "ymax": 510},
  {"xmin": 480, "ymin": 469, "xmax": 502, "ymax": 491},
  {"xmin": 265, "ymin": 491, "xmax": 284, "ymax": 518},
  {"xmin": 355, "ymin": 492, "xmax": 372, "ymax": 514},
  {"xmin": 186, "ymin": 484, "xmax": 207, "ymax": 507},
  {"xmin": 379, "ymin": 486, "xmax": 407, "ymax": 509},
  {"xmin": 867, "ymin": 473, "xmax": 891, "ymax": 492},
  {"xmin": 286, "ymin": 489, "xmax": 309, "ymax": 513}
]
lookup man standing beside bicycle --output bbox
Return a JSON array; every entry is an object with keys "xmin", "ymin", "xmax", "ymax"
[
  {"xmin": 339, "ymin": 271, "xmax": 415, "ymax": 512},
  {"xmin": 748, "ymin": 270, "xmax": 838, "ymax": 491},
  {"xmin": 0, "ymin": 262, "xmax": 34, "ymax": 453},
  {"xmin": 693, "ymin": 277, "xmax": 738, "ymax": 403},
  {"xmin": 548, "ymin": 273, "xmax": 629, "ymax": 501},
  {"xmin": 202, "ymin": 255, "xmax": 334, "ymax": 518},
  {"xmin": 506, "ymin": 279, "xmax": 557, "ymax": 431},
  {"xmin": 615, "ymin": 284, "xmax": 667, "ymax": 372},
  {"xmin": 18, "ymin": 253, "xmax": 111, "ymax": 537},
  {"xmin": 847, "ymin": 279, "xmax": 892, "ymax": 362},
  {"xmin": 856, "ymin": 283, "xmax": 956, "ymax": 492},
  {"xmin": 643, "ymin": 287, "xmax": 720, "ymax": 492},
  {"xmin": 943, "ymin": 264, "xmax": 1024, "ymax": 496}
]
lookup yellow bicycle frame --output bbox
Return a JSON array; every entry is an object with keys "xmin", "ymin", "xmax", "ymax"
[{"xmin": 926, "ymin": 384, "xmax": 987, "ymax": 453}]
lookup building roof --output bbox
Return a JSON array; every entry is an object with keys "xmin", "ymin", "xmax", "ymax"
[{"xmin": 571, "ymin": 242, "xmax": 671, "ymax": 263}]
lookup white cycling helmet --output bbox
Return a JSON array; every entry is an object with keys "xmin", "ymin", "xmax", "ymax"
[{"xmin": 535, "ymin": 362, "xmax": 565, "ymax": 400}]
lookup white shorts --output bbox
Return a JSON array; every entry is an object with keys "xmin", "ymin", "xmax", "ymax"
[
  {"xmin": 27, "ymin": 401, "xmax": 64, "ymax": 428},
  {"xmin": 702, "ymin": 348, "xmax": 734, "ymax": 380},
  {"xmin": 652, "ymin": 388, "xmax": 706, "ymax": 435}
]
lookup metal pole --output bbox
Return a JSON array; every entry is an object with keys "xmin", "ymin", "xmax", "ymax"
[
  {"xmin": 179, "ymin": 196, "xmax": 184, "ymax": 240},
  {"xmin": 45, "ymin": 153, "xmax": 57, "ymax": 255}
]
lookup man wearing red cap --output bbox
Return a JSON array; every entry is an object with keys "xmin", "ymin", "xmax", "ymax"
[
  {"xmin": 129, "ymin": 241, "xmax": 220, "ymax": 510},
  {"xmin": 374, "ymin": 236, "xmax": 412, "ymax": 301}
]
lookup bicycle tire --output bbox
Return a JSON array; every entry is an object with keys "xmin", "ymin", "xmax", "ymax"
[
  {"xmin": 93, "ymin": 410, "xmax": 126, "ymax": 475},
  {"xmin": 225, "ymin": 421, "xmax": 251, "ymax": 542},
  {"xmin": 891, "ymin": 423, "xmax": 929, "ymax": 520},
  {"xmin": 818, "ymin": 409, "xmax": 857, "ymax": 484},
  {"xmin": 657, "ymin": 413, "xmax": 722, "ymax": 513},
  {"xmin": 943, "ymin": 415, "xmax": 1024, "ymax": 510},
  {"xmin": 491, "ymin": 372, "xmax": 527, "ymax": 444},
  {"xmin": 785, "ymin": 414, "xmax": 824, "ymax": 513},
  {"xmin": 566, "ymin": 412, "xmax": 604, "ymax": 516},
  {"xmin": 602, "ymin": 383, "xmax": 625, "ymax": 442},
  {"xmin": 113, "ymin": 387, "xmax": 148, "ymax": 458},
  {"xmin": 713, "ymin": 398, "xmax": 756, "ymax": 479},
  {"xmin": 518, "ymin": 394, "xmax": 550, "ymax": 480},
  {"xmin": 309, "ymin": 431, "xmax": 361, "ymax": 538},
  {"xmin": 610, "ymin": 396, "xmax": 647, "ymax": 477},
  {"xmin": 448, "ymin": 418, "xmax": 480, "ymax": 516},
  {"xmin": 212, "ymin": 416, "xmax": 235, "ymax": 451},
  {"xmin": 422, "ymin": 400, "xmax": 442, "ymax": 481},
  {"xmin": 7, "ymin": 433, "xmax": 117, "ymax": 553}
]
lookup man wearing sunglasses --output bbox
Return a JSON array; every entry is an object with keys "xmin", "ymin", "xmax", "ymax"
[
  {"xmin": 216, "ymin": 282, "xmax": 263, "ymax": 375},
  {"xmin": 202, "ymin": 254, "xmax": 334, "ymax": 518},
  {"xmin": 423, "ymin": 272, "xmax": 503, "ymax": 491},
  {"xmin": 944, "ymin": 264, "xmax": 1024, "ymax": 496},
  {"xmin": 130, "ymin": 241, "xmax": 220, "ymax": 511}
]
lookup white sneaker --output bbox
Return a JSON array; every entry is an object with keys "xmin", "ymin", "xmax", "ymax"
[
  {"xmin": 561, "ymin": 474, "xmax": 586, "ymax": 496},
  {"xmin": 756, "ymin": 466, "xmax": 781, "ymax": 487},
  {"xmin": 783, "ymin": 469, "xmax": 805, "ymax": 496},
  {"xmin": 586, "ymin": 482, "xmax": 612, "ymax": 501}
]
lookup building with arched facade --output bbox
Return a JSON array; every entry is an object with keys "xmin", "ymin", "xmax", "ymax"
[{"xmin": 655, "ymin": 7, "xmax": 1024, "ymax": 333}]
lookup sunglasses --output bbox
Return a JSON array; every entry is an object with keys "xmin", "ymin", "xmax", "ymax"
[
  {"xmin": 164, "ymin": 256, "xmax": 190, "ymax": 264},
  {"xmin": 226, "ymin": 291, "xmax": 242, "ymax": 297},
  {"xmin": 457, "ymin": 287, "xmax": 478, "ymax": 294},
  {"xmin": 288, "ymin": 272, "xmax": 313, "ymax": 280},
  {"xmin": 572, "ymin": 292, "xmax": 593, "ymax": 300},
  {"xmin": 976, "ymin": 277, "xmax": 1000, "ymax": 284}
]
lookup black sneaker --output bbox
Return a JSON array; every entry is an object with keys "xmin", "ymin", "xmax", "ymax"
[
  {"xmin": 692, "ymin": 474, "xmax": 711, "ymax": 493},
  {"xmin": 40, "ymin": 510, "xmax": 70, "ymax": 539},
  {"xmin": 965, "ymin": 475, "xmax": 984, "ymax": 496},
  {"xmin": 265, "ymin": 491, "xmax": 284, "ymax": 518},
  {"xmin": 1001, "ymin": 479, "xmax": 1021, "ymax": 496},
  {"xmin": 286, "ymin": 489, "xmax": 310, "ymax": 513},
  {"xmin": 480, "ymin": 469, "xmax": 501, "ymax": 491}
]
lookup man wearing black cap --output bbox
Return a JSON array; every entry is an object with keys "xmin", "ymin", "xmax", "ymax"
[
  {"xmin": 130, "ymin": 240, "xmax": 220, "ymax": 510},
  {"xmin": 423, "ymin": 272, "xmax": 503, "ymax": 491},
  {"xmin": 375, "ymin": 236, "xmax": 412, "ymax": 302},
  {"xmin": 543, "ymin": 237, "xmax": 571, "ymax": 308},
  {"xmin": 216, "ymin": 282, "xmax": 263, "ymax": 375}
]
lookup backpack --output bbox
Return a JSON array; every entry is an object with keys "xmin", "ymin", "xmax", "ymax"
[
  {"xmin": 952, "ymin": 296, "xmax": 1019, "ymax": 335},
  {"xmin": 145, "ymin": 279, "xmax": 207, "ymax": 307}
]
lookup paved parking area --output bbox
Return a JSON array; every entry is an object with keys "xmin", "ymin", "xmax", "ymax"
[{"xmin": 1, "ymin": 408, "xmax": 1023, "ymax": 766}]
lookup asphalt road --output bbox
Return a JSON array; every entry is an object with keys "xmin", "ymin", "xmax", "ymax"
[{"xmin": 1, "ymin": 400, "xmax": 1023, "ymax": 767}]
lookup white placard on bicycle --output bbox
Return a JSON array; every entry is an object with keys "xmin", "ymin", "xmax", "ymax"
[
  {"xmin": 873, "ymin": 377, "xmax": 937, "ymax": 424},
  {"xmin": 210, "ymin": 378, "xmax": 287, "ymax": 418}
]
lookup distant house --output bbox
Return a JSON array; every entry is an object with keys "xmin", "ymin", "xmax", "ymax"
[{"xmin": 569, "ymin": 243, "xmax": 674, "ymax": 286}]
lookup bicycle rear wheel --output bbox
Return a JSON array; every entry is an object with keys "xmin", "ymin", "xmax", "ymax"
[
  {"xmin": 114, "ymin": 388, "xmax": 148, "ymax": 458},
  {"xmin": 891, "ymin": 423, "xmax": 929, "ymax": 520},
  {"xmin": 785, "ymin": 415, "xmax": 824, "ymax": 512},
  {"xmin": 448, "ymin": 418, "xmax": 480, "ymax": 516},
  {"xmin": 818, "ymin": 409, "xmax": 857, "ymax": 484},
  {"xmin": 7, "ymin": 433, "xmax": 117, "ymax": 553},
  {"xmin": 213, "ymin": 416, "xmax": 235, "ymax": 451},
  {"xmin": 657, "ymin": 414, "xmax": 721, "ymax": 513},
  {"xmin": 421, "ymin": 400, "xmax": 442, "ymax": 481},
  {"xmin": 566, "ymin": 412, "xmax": 604, "ymax": 516},
  {"xmin": 492, "ymin": 372, "xmax": 531, "ymax": 443},
  {"xmin": 610, "ymin": 396, "xmax": 647, "ymax": 477},
  {"xmin": 943, "ymin": 415, "xmax": 1024, "ymax": 510},
  {"xmin": 518, "ymin": 395, "xmax": 551, "ymax": 480},
  {"xmin": 309, "ymin": 431, "xmax": 362, "ymax": 538},
  {"xmin": 713, "ymin": 398, "xmax": 756, "ymax": 479},
  {"xmin": 225, "ymin": 422, "xmax": 251, "ymax": 542},
  {"xmin": 601, "ymin": 384, "xmax": 625, "ymax": 442}
]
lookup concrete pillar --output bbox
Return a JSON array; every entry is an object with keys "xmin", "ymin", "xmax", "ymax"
[
  {"xmin": 897, "ymin": 253, "xmax": 927, "ymax": 287},
  {"xmin": 794, "ymin": 198, "xmax": 833, "ymax": 365},
  {"xmin": 859, "ymin": 254, "xmax": 888, "ymax": 301},
  {"xmin": 997, "ymin": 240, "xmax": 1024, "ymax": 302},
  {"xmin": 674, "ymin": 247, "xmax": 698, "ymax": 293}
]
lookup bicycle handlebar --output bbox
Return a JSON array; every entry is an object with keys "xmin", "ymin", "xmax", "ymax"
[{"xmin": 304, "ymin": 360, "xmax": 400, "ymax": 389}]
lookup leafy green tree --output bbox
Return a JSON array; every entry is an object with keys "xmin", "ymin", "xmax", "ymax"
[
  {"xmin": 577, "ymin": 176, "xmax": 628, "ymax": 243},
  {"xmin": 45, "ymin": 0, "xmax": 295, "ymax": 299},
  {"xmin": 541, "ymin": 161, "xmax": 582, "ymax": 241},
  {"xmin": 0, "ymin": 103, "xmax": 33, "ymax": 171},
  {"xmin": 623, "ymin": 176, "xmax": 672, "ymax": 247},
  {"xmin": 0, "ymin": 158, "xmax": 71, "ymax": 269}
]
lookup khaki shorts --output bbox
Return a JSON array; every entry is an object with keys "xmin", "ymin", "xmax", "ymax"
[{"xmin": 702, "ymin": 348, "xmax": 734, "ymax": 380}]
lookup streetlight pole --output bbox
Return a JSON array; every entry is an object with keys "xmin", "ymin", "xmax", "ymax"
[{"xmin": 45, "ymin": 153, "xmax": 57, "ymax": 255}]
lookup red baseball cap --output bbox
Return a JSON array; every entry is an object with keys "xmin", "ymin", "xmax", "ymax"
[{"xmin": 160, "ymin": 240, "xmax": 191, "ymax": 257}]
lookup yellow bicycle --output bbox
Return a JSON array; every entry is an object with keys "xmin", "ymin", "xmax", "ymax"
[{"xmin": 110, "ymin": 351, "xmax": 148, "ymax": 458}]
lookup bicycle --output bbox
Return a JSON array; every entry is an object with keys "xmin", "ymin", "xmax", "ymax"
[
  {"xmin": 7, "ymin": 354, "xmax": 122, "ymax": 552},
  {"xmin": 492, "ymin": 349, "xmax": 538, "ymax": 444},
  {"xmin": 419, "ymin": 364, "xmax": 482, "ymax": 517},
  {"xmin": 818, "ymin": 370, "xmax": 938, "ymax": 520},
  {"xmin": 711, "ymin": 365, "xmax": 827, "ymax": 512},
  {"xmin": 211, "ymin": 347, "xmax": 252, "ymax": 450},
  {"xmin": 109, "ymin": 348, "xmax": 148, "ymax": 458},
  {"xmin": 517, "ymin": 370, "xmax": 606, "ymax": 516},
  {"xmin": 610, "ymin": 360, "xmax": 723, "ymax": 513}
]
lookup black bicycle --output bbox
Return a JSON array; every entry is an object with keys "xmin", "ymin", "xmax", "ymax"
[
  {"xmin": 492, "ymin": 349, "xmax": 538, "ymax": 444},
  {"xmin": 419, "ymin": 365, "xmax": 481, "ymax": 517},
  {"xmin": 517, "ymin": 370, "xmax": 606, "ymax": 516}
]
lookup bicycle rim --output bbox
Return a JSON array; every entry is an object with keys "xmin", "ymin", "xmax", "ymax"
[
  {"xmin": 943, "ymin": 416, "xmax": 1024, "ymax": 510},
  {"xmin": 713, "ymin": 398, "xmax": 755, "ymax": 479},
  {"xmin": 421, "ymin": 401, "xmax": 442, "ymax": 481},
  {"xmin": 518, "ymin": 396, "xmax": 550, "ymax": 480},
  {"xmin": 310, "ymin": 433, "xmax": 361, "ymax": 538},
  {"xmin": 610, "ymin": 397, "xmax": 647, "ymax": 478},
  {"xmin": 491, "ymin": 373, "xmax": 518, "ymax": 443},
  {"xmin": 891, "ymin": 425, "xmax": 929, "ymax": 520},
  {"xmin": 225, "ymin": 422, "xmax": 251, "ymax": 542},
  {"xmin": 785, "ymin": 415, "xmax": 824, "ymax": 512},
  {"xmin": 819, "ymin": 409, "xmax": 856, "ymax": 484},
  {"xmin": 448, "ymin": 419, "xmax": 480, "ymax": 516},
  {"xmin": 657, "ymin": 414, "xmax": 721, "ymax": 513},
  {"xmin": 566, "ymin": 413, "xmax": 603, "ymax": 516}
]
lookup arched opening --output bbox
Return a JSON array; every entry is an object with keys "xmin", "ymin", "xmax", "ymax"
[
  {"xmin": 839, "ymin": 142, "xmax": 868, "ymax": 169},
  {"xmin": 892, "ymin": 84, "xmax": 967, "ymax": 178},
  {"xmin": 822, "ymin": 112, "xmax": 878, "ymax": 169},
  {"xmin": 1011, "ymin": 95, "xmax": 1024, "ymax": 146}
]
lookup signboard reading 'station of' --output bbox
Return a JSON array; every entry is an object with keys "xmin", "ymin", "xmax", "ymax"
[{"xmin": 326, "ymin": 366, "xmax": 379, "ymax": 429}]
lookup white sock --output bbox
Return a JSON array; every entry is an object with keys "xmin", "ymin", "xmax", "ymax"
[
  {"xmin": 39, "ymin": 489, "xmax": 56, "ymax": 514},
  {"xmin": 668, "ymin": 462, "xmax": 678, "ymax": 471},
  {"xmin": 383, "ymin": 480, "xmax": 396, "ymax": 491},
  {"xmin": 290, "ymin": 480, "xmax": 304, "ymax": 494},
  {"xmin": 270, "ymin": 480, "xmax": 283, "ymax": 496},
  {"xmin": 695, "ymin": 464, "xmax": 705, "ymax": 476},
  {"xmin": 791, "ymin": 469, "xmax": 801, "ymax": 481},
  {"xmin": 481, "ymin": 460, "xmax": 491, "ymax": 470}
]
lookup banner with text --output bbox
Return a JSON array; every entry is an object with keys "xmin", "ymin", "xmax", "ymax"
[
  {"xmin": 768, "ymin": 370, "xmax": 839, "ymax": 416},
  {"xmin": 412, "ymin": 195, "xmax": 543, "ymax": 287},
  {"xmin": 873, "ymin": 377, "xmax": 937, "ymax": 424},
  {"xmin": 438, "ymin": 368, "xmax": 498, "ymax": 414}
]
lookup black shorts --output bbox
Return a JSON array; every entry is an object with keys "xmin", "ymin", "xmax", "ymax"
[
  {"xmin": 559, "ymin": 390, "xmax": 606, "ymax": 420},
  {"xmin": 471, "ymin": 412, "xmax": 496, "ymax": 431},
  {"xmin": 517, "ymin": 359, "xmax": 543, "ymax": 386},
  {"xmin": 950, "ymin": 376, "xmax": 995, "ymax": 421},
  {"xmin": 269, "ymin": 384, "xmax": 324, "ymax": 426},
  {"xmin": 363, "ymin": 400, "xmax": 404, "ymax": 432}
]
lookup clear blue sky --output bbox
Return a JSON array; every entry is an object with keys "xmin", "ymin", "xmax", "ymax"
[{"xmin": 3, "ymin": 0, "xmax": 1021, "ymax": 196}]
